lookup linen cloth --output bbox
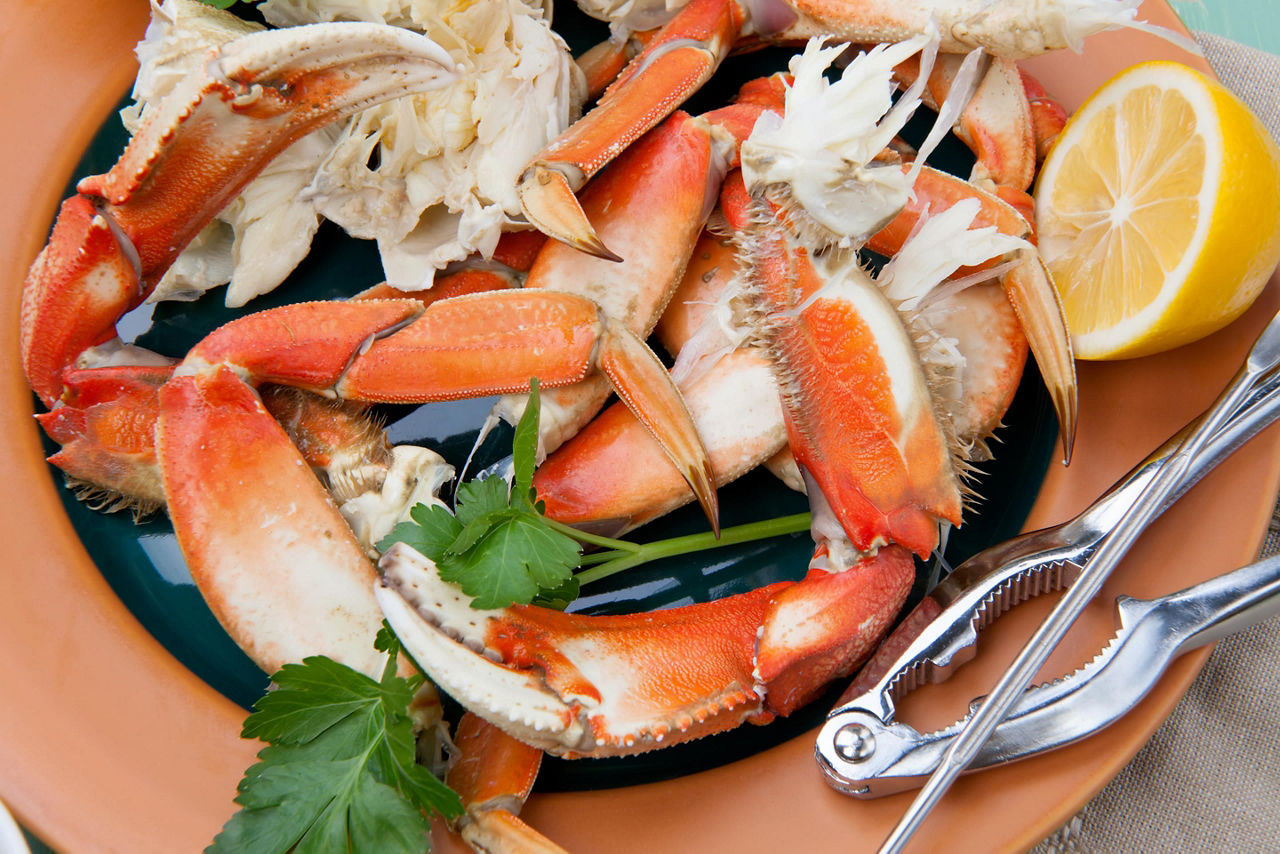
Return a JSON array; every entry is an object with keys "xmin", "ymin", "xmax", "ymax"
[{"xmin": 1034, "ymin": 31, "xmax": 1280, "ymax": 854}]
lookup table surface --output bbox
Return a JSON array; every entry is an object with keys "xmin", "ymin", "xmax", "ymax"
[{"xmin": 13, "ymin": 1, "xmax": 1280, "ymax": 852}]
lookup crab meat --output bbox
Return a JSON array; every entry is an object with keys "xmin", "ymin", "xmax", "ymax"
[
  {"xmin": 517, "ymin": 0, "xmax": 1195, "ymax": 255},
  {"xmin": 122, "ymin": 0, "xmax": 585, "ymax": 304}
]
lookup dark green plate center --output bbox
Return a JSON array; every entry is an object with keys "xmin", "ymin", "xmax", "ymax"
[{"xmin": 38, "ymin": 4, "xmax": 1057, "ymax": 792}]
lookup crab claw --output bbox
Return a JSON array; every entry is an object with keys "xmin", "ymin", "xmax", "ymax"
[
  {"xmin": 515, "ymin": 0, "xmax": 741, "ymax": 256},
  {"xmin": 376, "ymin": 541, "xmax": 913, "ymax": 756},
  {"xmin": 447, "ymin": 714, "xmax": 567, "ymax": 854},
  {"xmin": 21, "ymin": 22, "xmax": 456, "ymax": 405},
  {"xmin": 516, "ymin": 166, "xmax": 621, "ymax": 262},
  {"xmin": 178, "ymin": 292, "xmax": 718, "ymax": 533}
]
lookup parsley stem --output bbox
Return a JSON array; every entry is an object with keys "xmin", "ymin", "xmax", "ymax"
[
  {"xmin": 573, "ymin": 512, "xmax": 812, "ymax": 586},
  {"xmin": 541, "ymin": 517, "xmax": 644, "ymax": 553}
]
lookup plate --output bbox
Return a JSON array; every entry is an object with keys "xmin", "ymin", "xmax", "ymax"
[
  {"xmin": 1, "ymin": 1, "xmax": 1277, "ymax": 851},
  {"xmin": 42, "ymin": 4, "xmax": 1061, "ymax": 792}
]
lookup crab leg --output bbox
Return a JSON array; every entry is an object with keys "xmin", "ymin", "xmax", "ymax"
[
  {"xmin": 34, "ymin": 251, "xmax": 522, "ymax": 517},
  {"xmin": 157, "ymin": 367, "xmax": 389, "ymax": 674},
  {"xmin": 518, "ymin": 0, "xmax": 1190, "ymax": 254},
  {"xmin": 869, "ymin": 164, "xmax": 1077, "ymax": 459},
  {"xmin": 149, "ymin": 289, "xmax": 718, "ymax": 671},
  {"xmin": 446, "ymin": 714, "xmax": 565, "ymax": 854},
  {"xmin": 1022, "ymin": 68, "xmax": 1070, "ymax": 159},
  {"xmin": 20, "ymin": 22, "xmax": 457, "ymax": 406},
  {"xmin": 180, "ymin": 293, "xmax": 716, "ymax": 527},
  {"xmin": 575, "ymin": 28, "xmax": 662, "ymax": 99},
  {"xmin": 535, "ymin": 348, "xmax": 785, "ymax": 535},
  {"xmin": 894, "ymin": 52, "xmax": 1037, "ymax": 191},
  {"xmin": 518, "ymin": 0, "xmax": 743, "ymax": 256},
  {"xmin": 743, "ymin": 210, "xmax": 962, "ymax": 558},
  {"xmin": 497, "ymin": 108, "xmax": 736, "ymax": 449},
  {"xmin": 498, "ymin": 86, "xmax": 784, "ymax": 453},
  {"xmin": 376, "ymin": 540, "xmax": 914, "ymax": 756}
]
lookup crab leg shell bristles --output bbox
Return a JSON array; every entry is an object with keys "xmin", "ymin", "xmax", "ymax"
[
  {"xmin": 156, "ymin": 367, "xmax": 389, "ymax": 677},
  {"xmin": 918, "ymin": 282, "xmax": 1028, "ymax": 459},
  {"xmin": 379, "ymin": 543, "xmax": 779, "ymax": 757},
  {"xmin": 37, "ymin": 365, "xmax": 174, "ymax": 515},
  {"xmin": 257, "ymin": 386, "xmax": 395, "ymax": 504},
  {"xmin": 740, "ymin": 35, "xmax": 936, "ymax": 246},
  {"xmin": 81, "ymin": 23, "xmax": 456, "ymax": 286},
  {"xmin": 747, "ymin": 227, "xmax": 962, "ymax": 558}
]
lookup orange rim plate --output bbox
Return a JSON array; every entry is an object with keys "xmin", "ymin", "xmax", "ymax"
[{"xmin": 1, "ymin": 2, "xmax": 1276, "ymax": 851}]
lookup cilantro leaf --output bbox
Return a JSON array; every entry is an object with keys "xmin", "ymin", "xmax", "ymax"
[{"xmin": 210, "ymin": 636, "xmax": 462, "ymax": 853}]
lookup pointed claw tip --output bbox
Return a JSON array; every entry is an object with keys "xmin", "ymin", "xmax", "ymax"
[
  {"xmin": 518, "ymin": 164, "xmax": 622, "ymax": 262},
  {"xmin": 693, "ymin": 461, "xmax": 720, "ymax": 539},
  {"xmin": 579, "ymin": 236, "xmax": 625, "ymax": 263},
  {"xmin": 1052, "ymin": 390, "xmax": 1077, "ymax": 466}
]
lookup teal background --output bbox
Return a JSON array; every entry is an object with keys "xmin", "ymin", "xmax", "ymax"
[{"xmin": 1172, "ymin": 1, "xmax": 1280, "ymax": 53}]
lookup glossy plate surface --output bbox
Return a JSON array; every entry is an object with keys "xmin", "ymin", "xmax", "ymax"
[{"xmin": 1, "ymin": 2, "xmax": 1277, "ymax": 852}]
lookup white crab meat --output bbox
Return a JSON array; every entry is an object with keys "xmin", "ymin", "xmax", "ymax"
[{"xmin": 123, "ymin": 0, "xmax": 585, "ymax": 305}]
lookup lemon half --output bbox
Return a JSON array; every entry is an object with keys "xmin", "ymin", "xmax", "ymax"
[{"xmin": 1035, "ymin": 61, "xmax": 1280, "ymax": 360}]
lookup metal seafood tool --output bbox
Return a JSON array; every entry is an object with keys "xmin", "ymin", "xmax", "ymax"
[
  {"xmin": 815, "ymin": 306, "xmax": 1280, "ymax": 850},
  {"xmin": 816, "ymin": 550, "xmax": 1280, "ymax": 795}
]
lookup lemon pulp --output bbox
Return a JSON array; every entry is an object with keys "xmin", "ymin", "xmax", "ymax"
[{"xmin": 1035, "ymin": 61, "xmax": 1280, "ymax": 360}]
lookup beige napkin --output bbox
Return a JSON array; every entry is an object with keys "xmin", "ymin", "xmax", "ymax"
[{"xmin": 1034, "ymin": 32, "xmax": 1280, "ymax": 853}]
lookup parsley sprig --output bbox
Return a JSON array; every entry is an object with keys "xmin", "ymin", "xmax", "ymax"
[
  {"xmin": 380, "ymin": 379, "xmax": 811, "ymax": 609},
  {"xmin": 214, "ymin": 379, "xmax": 812, "ymax": 850},
  {"xmin": 209, "ymin": 626, "xmax": 463, "ymax": 853}
]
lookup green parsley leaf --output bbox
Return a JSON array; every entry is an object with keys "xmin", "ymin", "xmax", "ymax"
[
  {"xmin": 512, "ymin": 377, "xmax": 541, "ymax": 507},
  {"xmin": 376, "ymin": 380, "xmax": 584, "ymax": 610},
  {"xmin": 437, "ymin": 508, "xmax": 581, "ymax": 609},
  {"xmin": 450, "ymin": 475, "xmax": 515, "ymax": 549},
  {"xmin": 209, "ymin": 636, "xmax": 462, "ymax": 853},
  {"xmin": 378, "ymin": 500, "xmax": 462, "ymax": 559},
  {"xmin": 532, "ymin": 575, "xmax": 581, "ymax": 609}
]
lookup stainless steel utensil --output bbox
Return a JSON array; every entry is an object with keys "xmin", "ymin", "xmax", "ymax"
[
  {"xmin": 817, "ymin": 550, "xmax": 1280, "ymax": 795},
  {"xmin": 819, "ymin": 305, "xmax": 1280, "ymax": 852},
  {"xmin": 819, "ymin": 366, "xmax": 1280, "ymax": 764}
]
